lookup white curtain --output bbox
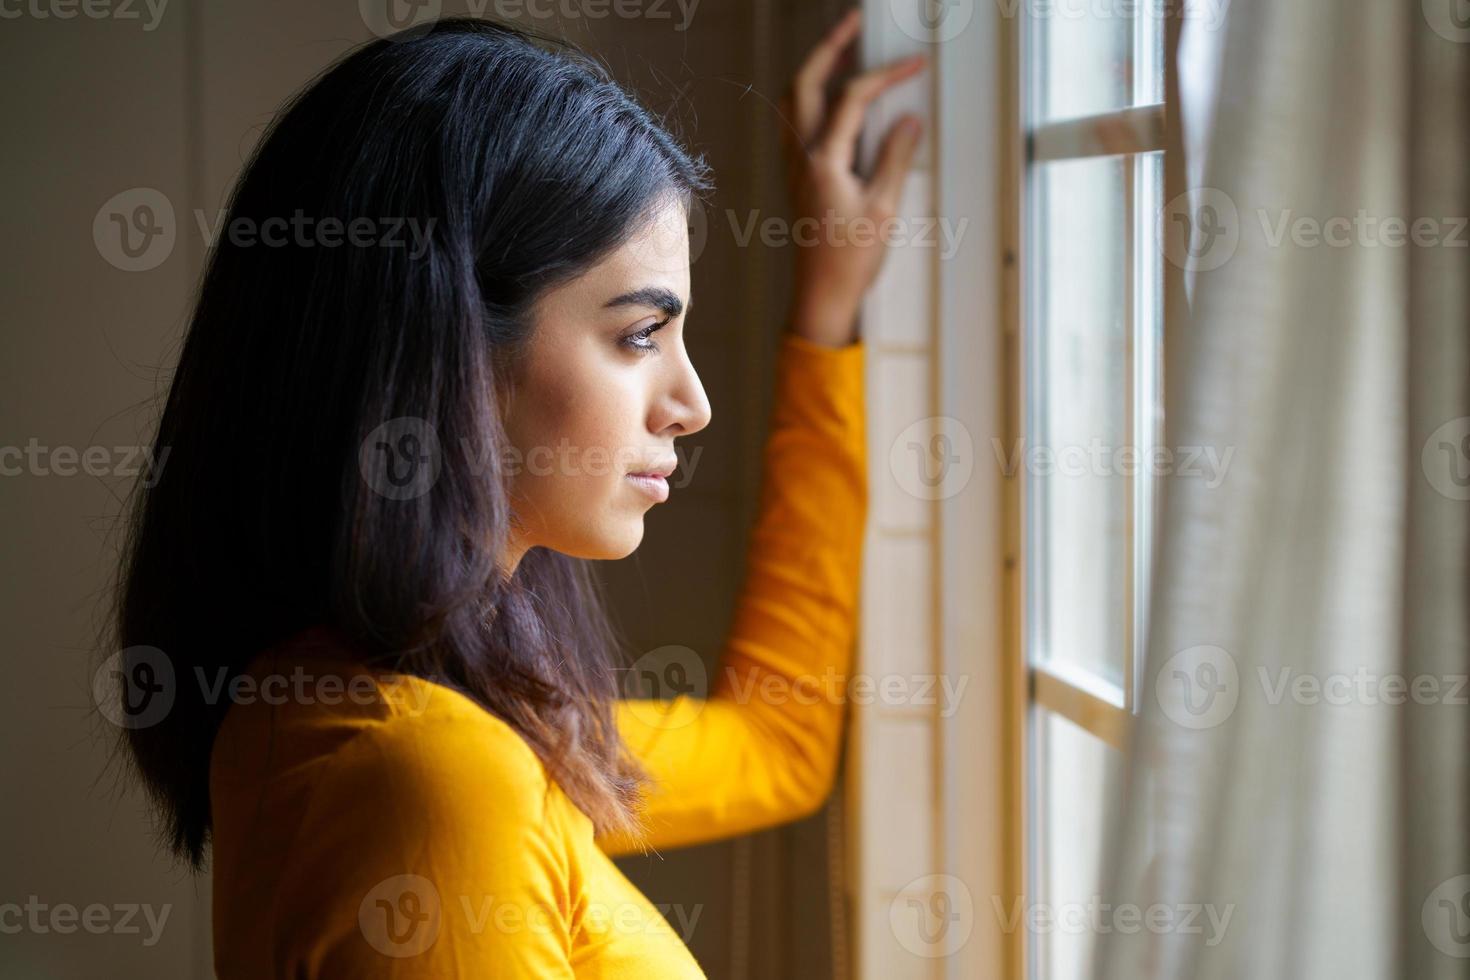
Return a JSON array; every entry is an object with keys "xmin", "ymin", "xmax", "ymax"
[{"xmin": 1097, "ymin": 1, "xmax": 1470, "ymax": 977}]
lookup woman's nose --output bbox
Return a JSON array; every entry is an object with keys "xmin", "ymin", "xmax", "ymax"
[{"xmin": 659, "ymin": 356, "xmax": 711, "ymax": 437}]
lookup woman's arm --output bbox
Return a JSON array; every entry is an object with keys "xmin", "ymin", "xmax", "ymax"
[
  {"xmin": 596, "ymin": 8, "xmax": 926, "ymax": 857},
  {"xmin": 599, "ymin": 329, "xmax": 865, "ymax": 856}
]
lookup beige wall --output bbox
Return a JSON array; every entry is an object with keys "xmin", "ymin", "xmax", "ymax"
[{"xmin": 0, "ymin": 1, "xmax": 852, "ymax": 977}]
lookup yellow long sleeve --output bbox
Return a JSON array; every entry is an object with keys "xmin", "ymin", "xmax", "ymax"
[{"xmin": 598, "ymin": 331, "xmax": 868, "ymax": 856}]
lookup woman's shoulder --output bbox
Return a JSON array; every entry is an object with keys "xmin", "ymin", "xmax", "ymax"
[
  {"xmin": 211, "ymin": 626, "xmax": 555, "ymax": 823},
  {"xmin": 208, "ymin": 630, "xmax": 584, "ymax": 975}
]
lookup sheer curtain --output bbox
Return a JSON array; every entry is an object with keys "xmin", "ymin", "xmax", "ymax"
[{"xmin": 1097, "ymin": 1, "xmax": 1470, "ymax": 977}]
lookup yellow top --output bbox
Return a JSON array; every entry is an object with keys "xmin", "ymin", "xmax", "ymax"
[{"xmin": 209, "ymin": 332, "xmax": 867, "ymax": 978}]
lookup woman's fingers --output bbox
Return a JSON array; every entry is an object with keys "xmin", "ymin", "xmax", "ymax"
[
  {"xmin": 787, "ymin": 7, "xmax": 863, "ymax": 147},
  {"xmin": 818, "ymin": 54, "xmax": 927, "ymax": 173},
  {"xmin": 868, "ymin": 114, "xmax": 924, "ymax": 216}
]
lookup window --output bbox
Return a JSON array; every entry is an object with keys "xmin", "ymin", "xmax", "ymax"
[
  {"xmin": 848, "ymin": 2, "xmax": 1182, "ymax": 975},
  {"xmin": 1016, "ymin": 4, "xmax": 1169, "ymax": 978}
]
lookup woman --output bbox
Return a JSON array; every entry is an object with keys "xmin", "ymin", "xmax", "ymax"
[{"xmin": 109, "ymin": 9, "xmax": 923, "ymax": 976}]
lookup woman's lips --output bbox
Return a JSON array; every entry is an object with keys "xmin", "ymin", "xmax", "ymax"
[{"xmin": 625, "ymin": 473, "xmax": 670, "ymax": 502}]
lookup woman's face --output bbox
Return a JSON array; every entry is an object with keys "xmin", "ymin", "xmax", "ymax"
[{"xmin": 500, "ymin": 197, "xmax": 711, "ymax": 570}]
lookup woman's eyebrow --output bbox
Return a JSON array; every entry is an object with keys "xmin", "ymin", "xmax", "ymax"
[{"xmin": 602, "ymin": 286, "xmax": 690, "ymax": 319}]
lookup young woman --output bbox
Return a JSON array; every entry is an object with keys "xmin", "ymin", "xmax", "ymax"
[{"xmin": 109, "ymin": 10, "xmax": 923, "ymax": 976}]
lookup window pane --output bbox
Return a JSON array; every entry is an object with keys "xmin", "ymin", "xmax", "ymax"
[
  {"xmin": 1033, "ymin": 708, "xmax": 1125, "ymax": 980},
  {"xmin": 1032, "ymin": 1, "xmax": 1134, "ymax": 124},
  {"xmin": 1027, "ymin": 155, "xmax": 1129, "ymax": 690}
]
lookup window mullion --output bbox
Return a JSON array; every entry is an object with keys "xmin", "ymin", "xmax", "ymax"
[
  {"xmin": 1028, "ymin": 104, "xmax": 1166, "ymax": 163},
  {"xmin": 1123, "ymin": 152, "xmax": 1138, "ymax": 713},
  {"xmin": 1031, "ymin": 664, "xmax": 1132, "ymax": 750}
]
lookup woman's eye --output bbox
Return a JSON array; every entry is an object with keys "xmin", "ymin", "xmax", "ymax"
[{"xmin": 622, "ymin": 318, "xmax": 669, "ymax": 354}]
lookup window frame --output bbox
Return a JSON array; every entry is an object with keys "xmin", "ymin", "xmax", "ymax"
[{"xmin": 1003, "ymin": 4, "xmax": 1186, "ymax": 979}]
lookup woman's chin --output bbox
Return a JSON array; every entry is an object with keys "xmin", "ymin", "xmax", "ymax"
[
  {"xmin": 557, "ymin": 520, "xmax": 646, "ymax": 561},
  {"xmin": 608, "ymin": 519, "xmax": 647, "ymax": 559}
]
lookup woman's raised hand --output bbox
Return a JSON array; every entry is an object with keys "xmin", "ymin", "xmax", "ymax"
[{"xmin": 778, "ymin": 7, "xmax": 927, "ymax": 348}]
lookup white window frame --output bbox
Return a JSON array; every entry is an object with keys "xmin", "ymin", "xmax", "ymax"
[
  {"xmin": 849, "ymin": 2, "xmax": 1010, "ymax": 979},
  {"xmin": 1009, "ymin": 6, "xmax": 1186, "ymax": 980}
]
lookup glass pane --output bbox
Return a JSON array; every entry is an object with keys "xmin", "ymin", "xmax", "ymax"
[
  {"xmin": 1034, "ymin": 708, "xmax": 1125, "ymax": 980},
  {"xmin": 1027, "ymin": 155, "xmax": 1129, "ymax": 690},
  {"xmin": 1032, "ymin": 0, "xmax": 1134, "ymax": 124}
]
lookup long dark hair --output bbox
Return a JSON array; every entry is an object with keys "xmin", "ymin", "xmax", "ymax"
[{"xmin": 106, "ymin": 16, "xmax": 713, "ymax": 870}]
